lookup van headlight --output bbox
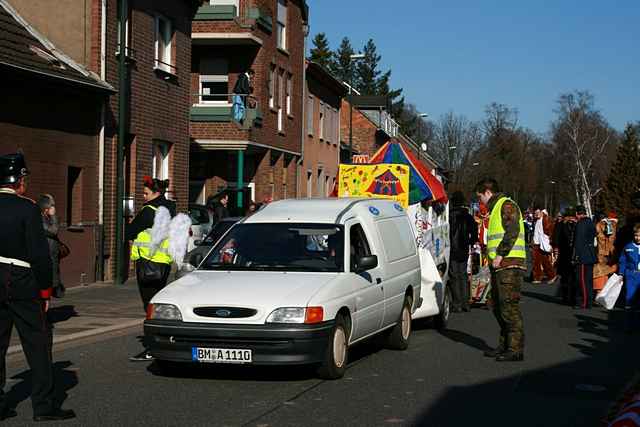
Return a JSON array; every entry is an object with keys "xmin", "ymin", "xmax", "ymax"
[
  {"xmin": 266, "ymin": 307, "xmax": 323, "ymax": 324},
  {"xmin": 147, "ymin": 303, "xmax": 182, "ymax": 321}
]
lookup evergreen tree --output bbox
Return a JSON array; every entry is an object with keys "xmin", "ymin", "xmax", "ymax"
[
  {"xmin": 330, "ymin": 37, "xmax": 355, "ymax": 86},
  {"xmin": 355, "ymin": 39, "xmax": 381, "ymax": 94},
  {"xmin": 601, "ymin": 124, "xmax": 640, "ymax": 217},
  {"xmin": 309, "ymin": 33, "xmax": 333, "ymax": 70}
]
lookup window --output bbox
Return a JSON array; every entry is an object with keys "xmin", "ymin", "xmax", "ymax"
[
  {"xmin": 152, "ymin": 141, "xmax": 171, "ymax": 180},
  {"xmin": 325, "ymin": 175, "xmax": 330, "ymax": 196},
  {"xmin": 317, "ymin": 169, "xmax": 325, "ymax": 196},
  {"xmin": 154, "ymin": 16, "xmax": 173, "ymax": 73},
  {"xmin": 319, "ymin": 103, "xmax": 324, "ymax": 140},
  {"xmin": 307, "ymin": 95, "xmax": 314, "ymax": 136},
  {"xmin": 199, "ymin": 58, "xmax": 229, "ymax": 104},
  {"xmin": 325, "ymin": 108, "xmax": 332, "ymax": 143},
  {"xmin": 306, "ymin": 171, "xmax": 312, "ymax": 198},
  {"xmin": 200, "ymin": 223, "xmax": 345, "ymax": 273},
  {"xmin": 277, "ymin": 70, "xmax": 284, "ymax": 132},
  {"xmin": 67, "ymin": 166, "xmax": 83, "ymax": 226},
  {"xmin": 116, "ymin": 5, "xmax": 131, "ymax": 56},
  {"xmin": 276, "ymin": 0, "xmax": 287, "ymax": 50},
  {"xmin": 286, "ymin": 74, "xmax": 292, "ymax": 116},
  {"xmin": 349, "ymin": 223, "xmax": 372, "ymax": 272},
  {"xmin": 268, "ymin": 65, "xmax": 275, "ymax": 109},
  {"xmin": 333, "ymin": 109, "xmax": 340, "ymax": 144}
]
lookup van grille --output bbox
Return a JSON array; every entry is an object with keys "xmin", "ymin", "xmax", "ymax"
[{"xmin": 193, "ymin": 307, "xmax": 257, "ymax": 318}]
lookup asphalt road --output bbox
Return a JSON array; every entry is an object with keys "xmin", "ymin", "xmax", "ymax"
[{"xmin": 3, "ymin": 283, "xmax": 636, "ymax": 427}]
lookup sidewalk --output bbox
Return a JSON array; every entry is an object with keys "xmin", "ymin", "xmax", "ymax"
[{"xmin": 8, "ymin": 280, "xmax": 143, "ymax": 355}]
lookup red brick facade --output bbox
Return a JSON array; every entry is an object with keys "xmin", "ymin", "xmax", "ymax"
[
  {"xmin": 0, "ymin": 75, "xmax": 104, "ymax": 287},
  {"xmin": 340, "ymin": 98, "xmax": 391, "ymax": 161},
  {"xmin": 98, "ymin": 0, "xmax": 197, "ymax": 280},
  {"xmin": 189, "ymin": 0, "xmax": 307, "ymax": 208},
  {"xmin": 300, "ymin": 61, "xmax": 345, "ymax": 197}
]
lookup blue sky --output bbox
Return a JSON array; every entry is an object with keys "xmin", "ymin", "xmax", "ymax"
[{"xmin": 307, "ymin": 1, "xmax": 640, "ymax": 134}]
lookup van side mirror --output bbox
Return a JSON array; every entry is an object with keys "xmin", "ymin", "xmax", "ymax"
[
  {"xmin": 189, "ymin": 253, "xmax": 204, "ymax": 268},
  {"xmin": 356, "ymin": 255, "xmax": 378, "ymax": 273}
]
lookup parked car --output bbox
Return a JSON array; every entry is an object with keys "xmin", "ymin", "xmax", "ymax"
[
  {"xmin": 188, "ymin": 204, "xmax": 213, "ymax": 252},
  {"xmin": 144, "ymin": 198, "xmax": 421, "ymax": 379}
]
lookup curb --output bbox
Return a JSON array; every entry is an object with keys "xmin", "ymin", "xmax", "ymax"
[{"xmin": 7, "ymin": 319, "xmax": 143, "ymax": 356}]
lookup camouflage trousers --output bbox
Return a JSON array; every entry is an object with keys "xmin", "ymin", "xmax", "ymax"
[{"xmin": 490, "ymin": 268, "xmax": 525, "ymax": 353}]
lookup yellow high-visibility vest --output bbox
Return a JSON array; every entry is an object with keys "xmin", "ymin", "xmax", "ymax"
[
  {"xmin": 487, "ymin": 197, "xmax": 526, "ymax": 260},
  {"xmin": 130, "ymin": 205, "xmax": 172, "ymax": 264}
]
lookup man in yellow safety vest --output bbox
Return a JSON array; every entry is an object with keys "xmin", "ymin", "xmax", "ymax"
[{"xmin": 475, "ymin": 178, "xmax": 526, "ymax": 362}]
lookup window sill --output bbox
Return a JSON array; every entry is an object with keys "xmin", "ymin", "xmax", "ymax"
[
  {"xmin": 153, "ymin": 66, "xmax": 178, "ymax": 82},
  {"xmin": 270, "ymin": 107, "xmax": 278, "ymax": 114},
  {"xmin": 287, "ymin": 114, "xmax": 294, "ymax": 120},
  {"xmin": 277, "ymin": 47, "xmax": 290, "ymax": 56},
  {"xmin": 115, "ymin": 50, "xmax": 136, "ymax": 63},
  {"xmin": 278, "ymin": 130, "xmax": 286, "ymax": 136}
]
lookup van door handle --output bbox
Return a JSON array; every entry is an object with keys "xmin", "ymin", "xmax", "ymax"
[{"xmin": 376, "ymin": 278, "xmax": 382, "ymax": 285}]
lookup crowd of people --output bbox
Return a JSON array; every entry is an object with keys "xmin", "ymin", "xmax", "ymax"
[{"xmin": 453, "ymin": 188, "xmax": 640, "ymax": 320}]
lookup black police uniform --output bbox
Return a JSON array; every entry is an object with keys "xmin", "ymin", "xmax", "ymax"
[{"xmin": 0, "ymin": 153, "xmax": 74, "ymax": 421}]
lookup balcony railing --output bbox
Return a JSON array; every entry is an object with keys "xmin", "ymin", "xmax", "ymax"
[{"xmin": 190, "ymin": 93, "xmax": 261, "ymax": 129}]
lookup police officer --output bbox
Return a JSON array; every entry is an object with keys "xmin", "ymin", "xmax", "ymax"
[
  {"xmin": 0, "ymin": 153, "xmax": 75, "ymax": 421},
  {"xmin": 475, "ymin": 178, "xmax": 526, "ymax": 362}
]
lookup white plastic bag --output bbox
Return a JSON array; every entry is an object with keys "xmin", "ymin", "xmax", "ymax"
[{"xmin": 595, "ymin": 273, "xmax": 623, "ymax": 310}]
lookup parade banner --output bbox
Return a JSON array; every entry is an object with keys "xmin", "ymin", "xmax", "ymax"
[{"xmin": 338, "ymin": 164, "xmax": 410, "ymax": 207}]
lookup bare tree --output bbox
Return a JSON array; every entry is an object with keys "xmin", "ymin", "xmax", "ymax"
[
  {"xmin": 430, "ymin": 112, "xmax": 483, "ymax": 187},
  {"xmin": 552, "ymin": 91, "xmax": 614, "ymax": 216}
]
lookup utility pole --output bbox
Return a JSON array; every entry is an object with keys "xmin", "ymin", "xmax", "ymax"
[
  {"xmin": 348, "ymin": 53, "xmax": 364, "ymax": 163},
  {"xmin": 115, "ymin": 0, "xmax": 128, "ymax": 285}
]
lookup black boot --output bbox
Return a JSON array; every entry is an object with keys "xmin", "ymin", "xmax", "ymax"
[
  {"xmin": 496, "ymin": 351, "xmax": 524, "ymax": 362},
  {"xmin": 0, "ymin": 407, "xmax": 17, "ymax": 420},
  {"xmin": 33, "ymin": 408, "xmax": 76, "ymax": 422},
  {"xmin": 483, "ymin": 347, "xmax": 504, "ymax": 357}
]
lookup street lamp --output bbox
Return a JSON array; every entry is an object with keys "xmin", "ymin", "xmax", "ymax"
[{"xmin": 348, "ymin": 53, "xmax": 365, "ymax": 163}]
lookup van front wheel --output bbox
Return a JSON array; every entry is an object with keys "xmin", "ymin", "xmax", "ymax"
[
  {"xmin": 385, "ymin": 296, "xmax": 412, "ymax": 350},
  {"xmin": 317, "ymin": 314, "xmax": 348, "ymax": 380}
]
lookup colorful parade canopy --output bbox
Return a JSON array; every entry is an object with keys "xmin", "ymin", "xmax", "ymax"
[{"xmin": 369, "ymin": 141, "xmax": 448, "ymax": 204}]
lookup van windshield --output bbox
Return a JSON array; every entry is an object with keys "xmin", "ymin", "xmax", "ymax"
[{"xmin": 200, "ymin": 223, "xmax": 344, "ymax": 273}]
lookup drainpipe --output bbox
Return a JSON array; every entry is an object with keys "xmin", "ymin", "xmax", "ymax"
[
  {"xmin": 296, "ymin": 22, "xmax": 309, "ymax": 198},
  {"xmin": 96, "ymin": 0, "xmax": 107, "ymax": 282},
  {"xmin": 114, "ymin": 0, "xmax": 128, "ymax": 285}
]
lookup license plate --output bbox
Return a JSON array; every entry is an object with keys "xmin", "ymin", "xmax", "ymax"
[{"xmin": 191, "ymin": 347, "xmax": 252, "ymax": 364}]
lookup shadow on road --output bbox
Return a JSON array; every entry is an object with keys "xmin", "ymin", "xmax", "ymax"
[
  {"xmin": 47, "ymin": 305, "xmax": 78, "ymax": 324},
  {"xmin": 438, "ymin": 328, "xmax": 493, "ymax": 352},
  {"xmin": 147, "ymin": 361, "xmax": 319, "ymax": 382},
  {"xmin": 412, "ymin": 308, "xmax": 638, "ymax": 427},
  {"xmin": 522, "ymin": 289, "xmax": 565, "ymax": 305},
  {"xmin": 4, "ymin": 361, "xmax": 78, "ymax": 413}
]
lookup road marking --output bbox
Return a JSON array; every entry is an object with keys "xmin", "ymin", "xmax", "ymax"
[{"xmin": 7, "ymin": 319, "xmax": 142, "ymax": 356}]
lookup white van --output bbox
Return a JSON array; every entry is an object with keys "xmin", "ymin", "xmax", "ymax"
[{"xmin": 144, "ymin": 198, "xmax": 421, "ymax": 379}]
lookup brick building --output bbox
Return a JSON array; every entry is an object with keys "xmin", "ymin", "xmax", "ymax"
[
  {"xmin": 188, "ymin": 0, "xmax": 308, "ymax": 210},
  {"xmin": 4, "ymin": 0, "xmax": 201, "ymax": 282},
  {"xmin": 300, "ymin": 61, "xmax": 346, "ymax": 197},
  {"xmin": 0, "ymin": 1, "xmax": 113, "ymax": 287},
  {"xmin": 339, "ymin": 95, "xmax": 398, "ymax": 164}
]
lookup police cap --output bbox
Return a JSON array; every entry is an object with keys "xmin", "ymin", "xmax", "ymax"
[{"xmin": 0, "ymin": 153, "xmax": 30, "ymax": 184}]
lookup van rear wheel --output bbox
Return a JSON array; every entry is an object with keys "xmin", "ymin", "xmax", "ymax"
[
  {"xmin": 385, "ymin": 296, "xmax": 412, "ymax": 350},
  {"xmin": 434, "ymin": 285, "xmax": 451, "ymax": 330},
  {"xmin": 317, "ymin": 314, "xmax": 348, "ymax": 380}
]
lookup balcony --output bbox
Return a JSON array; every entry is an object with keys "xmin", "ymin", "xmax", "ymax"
[
  {"xmin": 190, "ymin": 93, "xmax": 262, "ymax": 129},
  {"xmin": 194, "ymin": 4, "xmax": 237, "ymax": 21},
  {"xmin": 192, "ymin": 6, "xmax": 271, "ymax": 46}
]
